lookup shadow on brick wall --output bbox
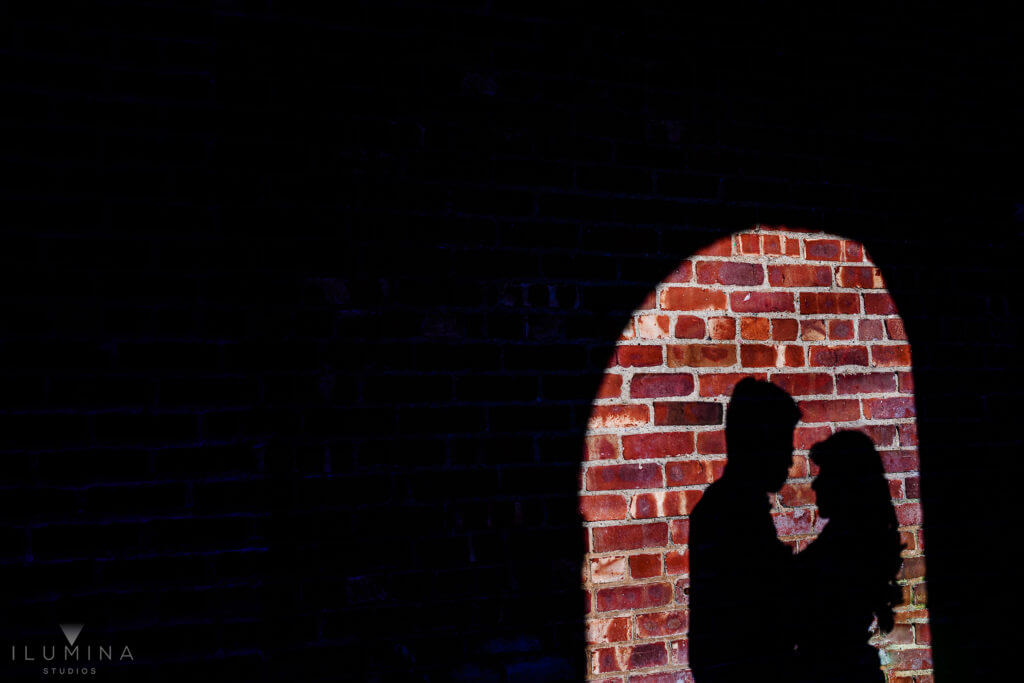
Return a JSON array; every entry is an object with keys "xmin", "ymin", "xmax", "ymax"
[{"xmin": 1, "ymin": 3, "xmax": 1020, "ymax": 681}]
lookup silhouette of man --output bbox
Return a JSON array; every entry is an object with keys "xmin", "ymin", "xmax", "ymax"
[{"xmin": 688, "ymin": 378, "xmax": 801, "ymax": 681}]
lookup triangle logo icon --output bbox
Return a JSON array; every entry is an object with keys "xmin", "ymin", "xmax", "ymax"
[{"xmin": 59, "ymin": 623, "xmax": 84, "ymax": 646}]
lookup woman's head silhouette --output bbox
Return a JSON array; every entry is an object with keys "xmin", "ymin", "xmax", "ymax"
[{"xmin": 808, "ymin": 429, "xmax": 905, "ymax": 633}]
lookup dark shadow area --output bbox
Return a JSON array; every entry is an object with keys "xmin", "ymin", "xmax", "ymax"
[
  {"xmin": 688, "ymin": 378, "xmax": 801, "ymax": 681},
  {"xmin": 793, "ymin": 431, "xmax": 904, "ymax": 683},
  {"xmin": 1, "ymin": 3, "xmax": 1020, "ymax": 681}
]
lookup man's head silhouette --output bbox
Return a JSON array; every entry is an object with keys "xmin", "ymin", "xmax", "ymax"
[{"xmin": 724, "ymin": 378, "xmax": 801, "ymax": 491}]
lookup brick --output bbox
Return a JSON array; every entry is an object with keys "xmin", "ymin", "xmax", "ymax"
[
  {"xmin": 585, "ymin": 434, "xmax": 620, "ymax": 461},
  {"xmin": 665, "ymin": 460, "xmax": 717, "ymax": 486},
  {"xmin": 670, "ymin": 518, "xmax": 690, "ymax": 544},
  {"xmin": 880, "ymin": 624, "xmax": 915, "ymax": 646},
  {"xmin": 779, "ymin": 481, "xmax": 816, "ymax": 506},
  {"xmin": 591, "ymin": 643, "xmax": 628, "ymax": 672},
  {"xmin": 595, "ymin": 582, "xmax": 673, "ymax": 612},
  {"xmin": 898, "ymin": 371, "xmax": 914, "ymax": 393},
  {"xmin": 772, "ymin": 318, "xmax": 799, "ymax": 340},
  {"xmin": 762, "ymin": 234, "xmax": 782, "ymax": 254},
  {"xmin": 587, "ymin": 463, "xmax": 663, "ymax": 491},
  {"xmin": 630, "ymin": 490, "xmax": 698, "ymax": 518},
  {"xmin": 828, "ymin": 319, "xmax": 854, "ymax": 340},
  {"xmin": 872, "ymin": 344, "xmax": 911, "ymax": 367},
  {"xmin": 886, "ymin": 318, "xmax": 908, "ymax": 340},
  {"xmin": 616, "ymin": 345, "xmax": 663, "ymax": 367},
  {"xmin": 586, "ymin": 617, "xmax": 631, "ymax": 644},
  {"xmin": 896, "ymin": 503, "xmax": 923, "ymax": 526},
  {"xmin": 707, "ymin": 317, "xmax": 736, "ymax": 339},
  {"xmin": 664, "ymin": 550, "xmax": 690, "ymax": 576},
  {"xmin": 798, "ymin": 399, "xmax": 861, "ymax": 423},
  {"xmin": 591, "ymin": 556, "xmax": 627, "ymax": 583},
  {"xmin": 668, "ymin": 640, "xmax": 690, "ymax": 669},
  {"xmin": 696, "ymin": 429, "xmax": 727, "ymax": 454},
  {"xmin": 794, "ymin": 425, "xmax": 832, "ymax": 450},
  {"xmin": 804, "ymin": 238, "xmax": 842, "ymax": 260},
  {"xmin": 879, "ymin": 449, "xmax": 920, "ymax": 473},
  {"xmin": 836, "ymin": 372, "xmax": 897, "ymax": 394},
  {"xmin": 580, "ymin": 494, "xmax": 629, "ymax": 521},
  {"xmin": 842, "ymin": 240, "xmax": 863, "ymax": 262},
  {"xmin": 630, "ymin": 373, "xmax": 695, "ymax": 398},
  {"xmin": 698, "ymin": 372, "xmax": 767, "ymax": 396},
  {"xmin": 772, "ymin": 507, "xmax": 815, "ymax": 536},
  {"xmin": 674, "ymin": 315, "xmax": 706, "ymax": 338},
  {"xmin": 674, "ymin": 577, "xmax": 690, "ymax": 605},
  {"xmin": 899, "ymin": 423, "xmax": 918, "ymax": 446},
  {"xmin": 661, "ymin": 287, "xmax": 727, "ymax": 311},
  {"xmin": 589, "ymin": 404, "xmax": 650, "ymax": 429},
  {"xmin": 770, "ymin": 372, "xmax": 834, "ymax": 395},
  {"xmin": 696, "ymin": 261, "xmax": 764, "ymax": 285},
  {"xmin": 837, "ymin": 265, "xmax": 884, "ymax": 288},
  {"xmin": 629, "ymin": 553, "xmax": 662, "ymax": 579},
  {"xmin": 740, "ymin": 317, "xmax": 770, "ymax": 339},
  {"xmin": 893, "ymin": 608, "xmax": 929, "ymax": 624},
  {"xmin": 799, "ymin": 291, "xmax": 860, "ymax": 314},
  {"xmin": 808, "ymin": 345, "xmax": 869, "ymax": 367},
  {"xmin": 636, "ymin": 609, "xmax": 689, "ymax": 637},
  {"xmin": 628, "ymin": 642, "xmax": 669, "ymax": 670},
  {"xmin": 598, "ymin": 373, "xmax": 623, "ymax": 399},
  {"xmin": 592, "ymin": 522, "xmax": 669, "ymax": 552},
  {"xmin": 729, "ymin": 291, "xmax": 795, "ymax": 313},
  {"xmin": 784, "ymin": 236, "xmax": 801, "ymax": 256},
  {"xmin": 635, "ymin": 314, "xmax": 672, "ymax": 339},
  {"xmin": 664, "ymin": 261, "xmax": 693, "ymax": 283},
  {"xmin": 654, "ymin": 401, "xmax": 723, "ymax": 426},
  {"xmin": 863, "ymin": 397, "xmax": 916, "ymax": 419},
  {"xmin": 801, "ymin": 319, "xmax": 827, "ymax": 341},
  {"xmin": 864, "ymin": 292, "xmax": 897, "ymax": 314},
  {"xmin": 858, "ymin": 318, "xmax": 884, "ymax": 340},
  {"xmin": 761, "ymin": 236, "xmax": 782, "ymax": 254},
  {"xmin": 739, "ymin": 343, "xmax": 803, "ymax": 367},
  {"xmin": 888, "ymin": 648, "xmax": 932, "ymax": 672},
  {"xmin": 623, "ymin": 432, "xmax": 695, "ymax": 460},
  {"xmin": 738, "ymin": 233, "xmax": 760, "ymax": 254},
  {"xmin": 667, "ymin": 344, "xmax": 737, "ymax": 367},
  {"xmin": 767, "ymin": 264, "xmax": 832, "ymax": 287},
  {"xmin": 788, "ymin": 454, "xmax": 809, "ymax": 478}
]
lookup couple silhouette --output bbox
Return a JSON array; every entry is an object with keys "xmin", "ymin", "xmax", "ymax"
[{"xmin": 689, "ymin": 378, "xmax": 904, "ymax": 682}]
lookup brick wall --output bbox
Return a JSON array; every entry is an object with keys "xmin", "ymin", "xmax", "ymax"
[
  {"xmin": 2, "ymin": 2, "xmax": 1019, "ymax": 681},
  {"xmin": 581, "ymin": 227, "xmax": 930, "ymax": 680}
]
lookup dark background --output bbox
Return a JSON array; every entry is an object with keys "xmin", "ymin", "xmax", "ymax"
[{"xmin": 1, "ymin": 3, "xmax": 1019, "ymax": 681}]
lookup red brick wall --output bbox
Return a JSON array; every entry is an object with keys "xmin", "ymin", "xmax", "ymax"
[{"xmin": 581, "ymin": 226, "xmax": 932, "ymax": 681}]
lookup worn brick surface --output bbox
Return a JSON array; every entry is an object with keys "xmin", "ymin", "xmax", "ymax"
[
  {"xmin": 581, "ymin": 229, "xmax": 932, "ymax": 679},
  {"xmin": 1, "ymin": 3, "xmax": 1018, "ymax": 681}
]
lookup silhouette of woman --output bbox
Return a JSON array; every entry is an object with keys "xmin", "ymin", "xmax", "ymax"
[{"xmin": 794, "ymin": 430, "xmax": 905, "ymax": 682}]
